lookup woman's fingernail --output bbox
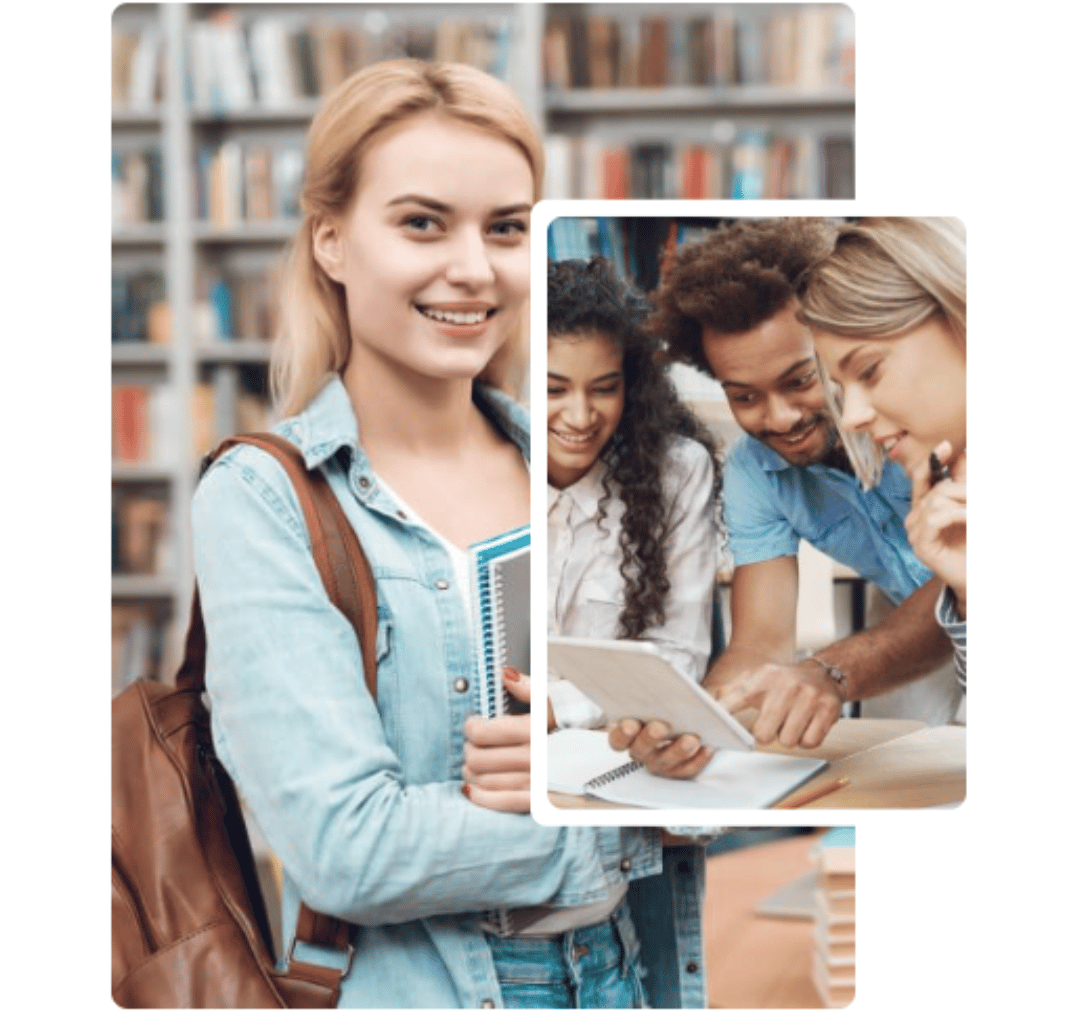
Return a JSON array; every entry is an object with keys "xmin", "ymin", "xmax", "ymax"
[
  {"xmin": 462, "ymin": 783, "xmax": 471, "ymax": 798},
  {"xmin": 503, "ymin": 666, "xmax": 521, "ymax": 681}
]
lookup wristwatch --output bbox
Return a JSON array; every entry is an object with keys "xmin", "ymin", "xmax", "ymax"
[{"xmin": 804, "ymin": 655, "xmax": 848, "ymax": 700}]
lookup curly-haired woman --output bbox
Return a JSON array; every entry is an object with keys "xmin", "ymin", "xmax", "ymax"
[{"xmin": 546, "ymin": 256, "xmax": 724, "ymax": 778}]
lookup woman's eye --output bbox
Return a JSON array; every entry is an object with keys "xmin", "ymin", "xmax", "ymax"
[
  {"xmin": 858, "ymin": 361, "xmax": 881, "ymax": 384},
  {"xmin": 593, "ymin": 384, "xmax": 620, "ymax": 395},
  {"xmin": 789, "ymin": 372, "xmax": 815, "ymax": 389},
  {"xmin": 732, "ymin": 393, "xmax": 757, "ymax": 405},
  {"xmin": 490, "ymin": 219, "xmax": 527, "ymax": 239},
  {"xmin": 402, "ymin": 214, "xmax": 440, "ymax": 233}
]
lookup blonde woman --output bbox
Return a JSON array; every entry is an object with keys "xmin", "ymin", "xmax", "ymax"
[
  {"xmin": 193, "ymin": 60, "xmax": 711, "ymax": 1009},
  {"xmin": 804, "ymin": 217, "xmax": 967, "ymax": 688}
]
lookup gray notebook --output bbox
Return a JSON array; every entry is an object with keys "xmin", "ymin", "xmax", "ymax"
[{"xmin": 469, "ymin": 526, "xmax": 529, "ymax": 719}]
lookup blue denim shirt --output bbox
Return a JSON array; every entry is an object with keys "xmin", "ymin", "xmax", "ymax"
[
  {"xmin": 723, "ymin": 434, "xmax": 934, "ymax": 604},
  {"xmin": 192, "ymin": 376, "xmax": 708, "ymax": 1008}
]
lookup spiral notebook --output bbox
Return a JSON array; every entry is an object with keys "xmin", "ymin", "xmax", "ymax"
[
  {"xmin": 468, "ymin": 526, "xmax": 530, "ymax": 936},
  {"xmin": 468, "ymin": 524, "xmax": 530, "ymax": 719},
  {"xmin": 548, "ymin": 729, "xmax": 827, "ymax": 810}
]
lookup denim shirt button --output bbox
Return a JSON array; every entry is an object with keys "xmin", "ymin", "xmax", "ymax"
[
  {"xmin": 435, "ymin": 578, "xmax": 450, "ymax": 590},
  {"xmin": 358, "ymin": 476, "xmax": 370, "ymax": 489},
  {"xmin": 686, "ymin": 961, "xmax": 700, "ymax": 974},
  {"xmin": 396, "ymin": 510, "xmax": 408, "ymax": 520},
  {"xmin": 620, "ymin": 858, "xmax": 631, "ymax": 873},
  {"xmin": 453, "ymin": 678, "xmax": 469, "ymax": 694},
  {"xmin": 481, "ymin": 1001, "xmax": 495, "ymax": 1009}
]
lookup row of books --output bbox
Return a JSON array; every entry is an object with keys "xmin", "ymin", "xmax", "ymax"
[
  {"xmin": 112, "ymin": 490, "xmax": 173, "ymax": 578},
  {"xmin": 112, "ymin": 148, "xmax": 165, "ymax": 226},
  {"xmin": 113, "ymin": 270, "xmax": 169, "ymax": 344},
  {"xmin": 199, "ymin": 264, "xmax": 282, "ymax": 343},
  {"xmin": 812, "ymin": 826, "xmax": 856, "ymax": 1008},
  {"xmin": 113, "ymin": 25, "xmax": 164, "ymax": 110},
  {"xmin": 544, "ymin": 131, "xmax": 854, "ymax": 201},
  {"xmin": 112, "ymin": 603, "xmax": 175, "ymax": 696},
  {"xmin": 186, "ymin": 9, "xmax": 512, "ymax": 113},
  {"xmin": 193, "ymin": 141, "xmax": 304, "ymax": 226},
  {"xmin": 112, "ymin": 381, "xmax": 271, "ymax": 466},
  {"xmin": 544, "ymin": 5, "xmax": 855, "ymax": 91}
]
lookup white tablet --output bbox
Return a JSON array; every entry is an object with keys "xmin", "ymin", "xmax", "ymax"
[{"xmin": 547, "ymin": 636, "xmax": 755, "ymax": 752}]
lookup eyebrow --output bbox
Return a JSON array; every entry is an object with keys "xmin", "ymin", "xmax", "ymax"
[
  {"xmin": 547, "ymin": 370, "xmax": 623, "ymax": 383},
  {"xmin": 836, "ymin": 345, "xmax": 869, "ymax": 373},
  {"xmin": 387, "ymin": 194, "xmax": 532, "ymax": 216},
  {"xmin": 721, "ymin": 356, "xmax": 816, "ymax": 389}
]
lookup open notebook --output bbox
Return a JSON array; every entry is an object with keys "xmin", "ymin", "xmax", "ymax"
[
  {"xmin": 469, "ymin": 525, "xmax": 530, "ymax": 718},
  {"xmin": 549, "ymin": 729, "xmax": 827, "ymax": 810}
]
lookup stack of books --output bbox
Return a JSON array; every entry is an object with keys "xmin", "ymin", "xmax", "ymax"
[{"xmin": 811, "ymin": 826, "xmax": 855, "ymax": 1007}]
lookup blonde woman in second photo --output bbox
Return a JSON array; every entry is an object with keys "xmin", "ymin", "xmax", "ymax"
[
  {"xmin": 804, "ymin": 217, "xmax": 967, "ymax": 689},
  {"xmin": 192, "ymin": 59, "xmax": 715, "ymax": 1009}
]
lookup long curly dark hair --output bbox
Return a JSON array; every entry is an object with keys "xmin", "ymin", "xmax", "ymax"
[{"xmin": 548, "ymin": 256, "xmax": 723, "ymax": 640}]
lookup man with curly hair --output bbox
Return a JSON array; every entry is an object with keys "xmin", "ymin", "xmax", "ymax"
[{"xmin": 612, "ymin": 218, "xmax": 962, "ymax": 766}]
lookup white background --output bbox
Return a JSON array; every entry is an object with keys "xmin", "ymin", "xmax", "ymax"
[{"xmin": 8, "ymin": 1, "xmax": 1076, "ymax": 1007}]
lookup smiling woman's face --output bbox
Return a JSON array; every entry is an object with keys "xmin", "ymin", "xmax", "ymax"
[
  {"xmin": 814, "ymin": 317, "xmax": 967, "ymax": 475},
  {"xmin": 547, "ymin": 333, "xmax": 626, "ymax": 489},
  {"xmin": 313, "ymin": 111, "xmax": 534, "ymax": 384}
]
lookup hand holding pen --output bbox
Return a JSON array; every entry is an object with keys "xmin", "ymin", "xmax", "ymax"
[{"xmin": 905, "ymin": 440, "xmax": 967, "ymax": 615}]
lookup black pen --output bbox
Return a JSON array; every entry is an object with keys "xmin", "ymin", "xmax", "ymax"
[{"xmin": 928, "ymin": 451, "xmax": 950, "ymax": 487}]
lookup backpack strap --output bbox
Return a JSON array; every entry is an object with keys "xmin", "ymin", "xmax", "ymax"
[{"xmin": 176, "ymin": 432, "xmax": 376, "ymax": 986}]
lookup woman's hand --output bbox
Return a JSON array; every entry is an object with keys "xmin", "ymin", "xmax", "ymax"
[
  {"xmin": 906, "ymin": 440, "xmax": 967, "ymax": 616},
  {"xmin": 607, "ymin": 718, "xmax": 714, "ymax": 779},
  {"xmin": 462, "ymin": 668, "xmax": 532, "ymax": 814}
]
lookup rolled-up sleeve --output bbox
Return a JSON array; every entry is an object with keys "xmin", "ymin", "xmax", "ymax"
[
  {"xmin": 723, "ymin": 442, "xmax": 799, "ymax": 566},
  {"xmin": 193, "ymin": 452, "xmax": 628, "ymax": 924}
]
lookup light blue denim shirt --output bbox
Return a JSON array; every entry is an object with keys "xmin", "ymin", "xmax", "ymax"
[
  {"xmin": 723, "ymin": 433, "xmax": 934, "ymax": 604},
  {"xmin": 192, "ymin": 375, "xmax": 709, "ymax": 1008}
]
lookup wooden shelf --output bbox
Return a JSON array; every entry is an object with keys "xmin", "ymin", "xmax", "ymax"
[
  {"xmin": 196, "ymin": 341, "xmax": 274, "ymax": 365},
  {"xmin": 112, "ymin": 574, "xmax": 176, "ymax": 601},
  {"xmin": 192, "ymin": 220, "xmax": 299, "ymax": 244},
  {"xmin": 546, "ymin": 85, "xmax": 855, "ymax": 115},
  {"xmin": 112, "ymin": 463, "xmax": 174, "ymax": 483}
]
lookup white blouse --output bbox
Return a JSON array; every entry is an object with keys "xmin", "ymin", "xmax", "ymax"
[{"xmin": 547, "ymin": 436, "xmax": 721, "ymax": 729}]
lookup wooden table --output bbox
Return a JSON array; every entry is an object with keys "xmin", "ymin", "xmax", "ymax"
[
  {"xmin": 549, "ymin": 717, "xmax": 966, "ymax": 810},
  {"xmin": 704, "ymin": 831, "xmax": 830, "ymax": 1008}
]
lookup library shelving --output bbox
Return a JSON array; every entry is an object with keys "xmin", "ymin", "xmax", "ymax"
[{"xmin": 111, "ymin": 3, "xmax": 856, "ymax": 695}]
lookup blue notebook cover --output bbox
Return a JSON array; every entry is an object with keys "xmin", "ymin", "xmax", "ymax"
[{"xmin": 468, "ymin": 525, "xmax": 530, "ymax": 719}]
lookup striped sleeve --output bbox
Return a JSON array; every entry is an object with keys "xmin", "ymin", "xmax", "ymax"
[{"xmin": 935, "ymin": 586, "xmax": 967, "ymax": 691}]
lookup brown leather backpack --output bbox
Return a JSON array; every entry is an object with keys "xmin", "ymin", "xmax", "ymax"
[{"xmin": 112, "ymin": 434, "xmax": 377, "ymax": 1008}]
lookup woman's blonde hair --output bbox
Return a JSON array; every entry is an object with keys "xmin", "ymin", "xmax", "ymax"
[
  {"xmin": 271, "ymin": 60, "xmax": 544, "ymax": 417},
  {"xmin": 798, "ymin": 217, "xmax": 966, "ymax": 350},
  {"xmin": 799, "ymin": 217, "xmax": 966, "ymax": 489}
]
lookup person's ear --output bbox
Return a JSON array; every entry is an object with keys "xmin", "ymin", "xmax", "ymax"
[{"xmin": 312, "ymin": 216, "xmax": 345, "ymax": 283}]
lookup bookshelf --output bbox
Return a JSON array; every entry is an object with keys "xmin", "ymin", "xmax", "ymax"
[{"xmin": 111, "ymin": 3, "xmax": 856, "ymax": 694}]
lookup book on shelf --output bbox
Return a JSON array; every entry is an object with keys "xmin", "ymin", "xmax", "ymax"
[
  {"xmin": 543, "ymin": 130, "xmax": 852, "ymax": 200},
  {"xmin": 112, "ymin": 270, "xmax": 170, "ymax": 344},
  {"xmin": 811, "ymin": 826, "xmax": 855, "ymax": 1008},
  {"xmin": 196, "ymin": 263, "xmax": 282, "ymax": 343},
  {"xmin": 112, "ymin": 148, "xmax": 165, "ymax": 226},
  {"xmin": 112, "ymin": 490, "xmax": 174, "ymax": 578},
  {"xmin": 194, "ymin": 141, "xmax": 305, "ymax": 227},
  {"xmin": 186, "ymin": 8, "xmax": 513, "ymax": 114},
  {"xmin": 112, "ymin": 24, "xmax": 164, "ymax": 110},
  {"xmin": 112, "ymin": 383, "xmax": 174, "ymax": 465},
  {"xmin": 112, "ymin": 603, "xmax": 176, "ymax": 696},
  {"xmin": 543, "ymin": 5, "xmax": 854, "ymax": 91}
]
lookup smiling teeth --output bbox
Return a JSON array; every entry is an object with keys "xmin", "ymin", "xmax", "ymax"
[
  {"xmin": 881, "ymin": 435, "xmax": 902, "ymax": 451},
  {"xmin": 420, "ymin": 307, "xmax": 490, "ymax": 325},
  {"xmin": 554, "ymin": 431, "xmax": 596, "ymax": 444}
]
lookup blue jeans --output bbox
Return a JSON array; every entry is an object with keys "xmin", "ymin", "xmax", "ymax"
[{"xmin": 486, "ymin": 901, "xmax": 648, "ymax": 1008}]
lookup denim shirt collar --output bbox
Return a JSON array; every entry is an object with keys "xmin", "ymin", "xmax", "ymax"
[{"xmin": 290, "ymin": 374, "xmax": 531, "ymax": 471}]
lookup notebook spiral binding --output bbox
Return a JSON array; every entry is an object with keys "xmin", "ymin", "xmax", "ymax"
[
  {"xmin": 491, "ymin": 565, "xmax": 512, "ymax": 715},
  {"xmin": 585, "ymin": 759, "xmax": 642, "ymax": 791}
]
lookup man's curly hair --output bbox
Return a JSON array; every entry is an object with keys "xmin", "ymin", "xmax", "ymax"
[
  {"xmin": 548, "ymin": 256, "xmax": 722, "ymax": 640},
  {"xmin": 649, "ymin": 218, "xmax": 837, "ymax": 374}
]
